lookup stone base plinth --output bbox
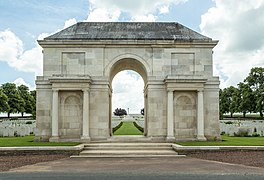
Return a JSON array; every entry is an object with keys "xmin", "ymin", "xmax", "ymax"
[
  {"xmin": 49, "ymin": 136, "xmax": 59, "ymax": 142},
  {"xmin": 166, "ymin": 136, "xmax": 176, "ymax": 142},
  {"xmin": 81, "ymin": 136, "xmax": 91, "ymax": 142},
  {"xmin": 197, "ymin": 135, "xmax": 207, "ymax": 141}
]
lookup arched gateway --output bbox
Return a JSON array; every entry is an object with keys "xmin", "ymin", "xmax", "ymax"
[{"xmin": 36, "ymin": 22, "xmax": 220, "ymax": 142}]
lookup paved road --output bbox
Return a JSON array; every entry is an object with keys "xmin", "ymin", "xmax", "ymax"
[
  {"xmin": 1, "ymin": 157, "xmax": 264, "ymax": 180},
  {"xmin": 1, "ymin": 172, "xmax": 264, "ymax": 180}
]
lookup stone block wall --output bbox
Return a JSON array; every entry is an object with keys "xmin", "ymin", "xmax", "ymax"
[
  {"xmin": 42, "ymin": 46, "xmax": 213, "ymax": 82},
  {"xmin": 204, "ymin": 81, "xmax": 221, "ymax": 140},
  {"xmin": 89, "ymin": 86, "xmax": 110, "ymax": 140},
  {"xmin": 146, "ymin": 87, "xmax": 167, "ymax": 138},
  {"xmin": 35, "ymin": 80, "xmax": 52, "ymax": 141}
]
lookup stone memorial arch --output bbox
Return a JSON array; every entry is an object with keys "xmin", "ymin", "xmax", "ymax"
[{"xmin": 36, "ymin": 22, "xmax": 220, "ymax": 142}]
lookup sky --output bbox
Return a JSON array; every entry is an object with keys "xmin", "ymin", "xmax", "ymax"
[{"xmin": 0, "ymin": 0, "xmax": 264, "ymax": 113}]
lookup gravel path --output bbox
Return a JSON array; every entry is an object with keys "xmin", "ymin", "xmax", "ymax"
[
  {"xmin": 188, "ymin": 151, "xmax": 264, "ymax": 168},
  {"xmin": 0, "ymin": 154, "xmax": 68, "ymax": 172},
  {"xmin": 1, "ymin": 151, "xmax": 264, "ymax": 172}
]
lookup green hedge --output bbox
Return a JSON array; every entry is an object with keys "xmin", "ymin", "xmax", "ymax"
[
  {"xmin": 112, "ymin": 121, "xmax": 123, "ymax": 133},
  {"xmin": 133, "ymin": 121, "xmax": 144, "ymax": 133}
]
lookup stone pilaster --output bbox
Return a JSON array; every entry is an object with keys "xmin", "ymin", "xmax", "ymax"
[
  {"xmin": 81, "ymin": 89, "xmax": 91, "ymax": 142},
  {"xmin": 50, "ymin": 89, "xmax": 59, "ymax": 142},
  {"xmin": 197, "ymin": 90, "xmax": 206, "ymax": 141},
  {"xmin": 166, "ymin": 90, "xmax": 175, "ymax": 141}
]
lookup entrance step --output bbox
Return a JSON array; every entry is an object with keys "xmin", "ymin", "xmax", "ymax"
[
  {"xmin": 71, "ymin": 143, "xmax": 185, "ymax": 158},
  {"xmin": 106, "ymin": 135, "xmax": 153, "ymax": 142},
  {"xmin": 91, "ymin": 135, "xmax": 167, "ymax": 143}
]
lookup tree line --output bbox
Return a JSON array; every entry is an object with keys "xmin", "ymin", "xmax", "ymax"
[
  {"xmin": 0, "ymin": 83, "xmax": 36, "ymax": 118},
  {"xmin": 220, "ymin": 67, "xmax": 264, "ymax": 119},
  {"xmin": 113, "ymin": 108, "xmax": 127, "ymax": 116}
]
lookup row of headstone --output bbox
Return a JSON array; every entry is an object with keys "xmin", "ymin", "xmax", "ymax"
[
  {"xmin": 4, "ymin": 118, "xmax": 263, "ymax": 137},
  {"xmin": 0, "ymin": 120, "xmax": 36, "ymax": 137},
  {"xmin": 135, "ymin": 120, "xmax": 145, "ymax": 128},
  {"xmin": 220, "ymin": 120, "xmax": 264, "ymax": 136},
  {"xmin": 112, "ymin": 121, "xmax": 121, "ymax": 128},
  {"xmin": 111, "ymin": 115, "xmax": 145, "ymax": 128}
]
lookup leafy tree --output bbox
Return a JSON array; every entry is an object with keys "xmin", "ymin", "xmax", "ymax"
[
  {"xmin": 140, "ymin": 108, "xmax": 144, "ymax": 115},
  {"xmin": 1, "ymin": 83, "xmax": 25, "ymax": 117},
  {"xmin": 30, "ymin": 90, "xmax": 36, "ymax": 118},
  {"xmin": 17, "ymin": 85, "xmax": 34, "ymax": 117},
  {"xmin": 227, "ymin": 86, "xmax": 240, "ymax": 117},
  {"xmin": 238, "ymin": 82, "xmax": 255, "ymax": 117},
  {"xmin": 219, "ymin": 88, "xmax": 229, "ymax": 118},
  {"xmin": 0, "ymin": 88, "xmax": 9, "ymax": 113},
  {"xmin": 219, "ymin": 89, "xmax": 224, "ymax": 119},
  {"xmin": 258, "ymin": 84, "xmax": 264, "ymax": 117},
  {"xmin": 113, "ymin": 108, "xmax": 127, "ymax": 117},
  {"xmin": 220, "ymin": 86, "xmax": 240, "ymax": 118},
  {"xmin": 220, "ymin": 67, "xmax": 264, "ymax": 118},
  {"xmin": 244, "ymin": 67, "xmax": 264, "ymax": 117}
]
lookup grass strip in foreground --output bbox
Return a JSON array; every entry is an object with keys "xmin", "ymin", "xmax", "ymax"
[
  {"xmin": 0, "ymin": 136, "xmax": 80, "ymax": 147},
  {"xmin": 176, "ymin": 135, "xmax": 264, "ymax": 146}
]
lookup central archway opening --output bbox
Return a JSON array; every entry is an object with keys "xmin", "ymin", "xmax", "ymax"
[
  {"xmin": 112, "ymin": 70, "xmax": 144, "ymax": 136},
  {"xmin": 108, "ymin": 58, "xmax": 148, "ymax": 137}
]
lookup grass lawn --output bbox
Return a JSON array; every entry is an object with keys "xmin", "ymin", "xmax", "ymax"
[
  {"xmin": 0, "ymin": 136, "xmax": 80, "ymax": 147},
  {"xmin": 114, "ymin": 121, "xmax": 143, "ymax": 135},
  {"xmin": 176, "ymin": 135, "xmax": 264, "ymax": 146}
]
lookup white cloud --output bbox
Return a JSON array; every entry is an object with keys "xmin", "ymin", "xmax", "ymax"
[
  {"xmin": 14, "ymin": 46, "xmax": 43, "ymax": 75},
  {"xmin": 112, "ymin": 70, "xmax": 144, "ymax": 114},
  {"xmin": 37, "ymin": 33, "xmax": 51, "ymax": 40},
  {"xmin": 64, "ymin": 18, "xmax": 77, "ymax": 28},
  {"xmin": 86, "ymin": 8, "xmax": 121, "ymax": 22},
  {"xmin": 0, "ymin": 29, "xmax": 23, "ymax": 62},
  {"xmin": 38, "ymin": 18, "xmax": 78, "ymax": 41},
  {"xmin": 200, "ymin": 0, "xmax": 264, "ymax": 88},
  {"xmin": 159, "ymin": 6, "xmax": 169, "ymax": 14},
  {"xmin": 131, "ymin": 14, "xmax": 156, "ymax": 22},
  {"xmin": 14, "ymin": 77, "xmax": 35, "ymax": 90},
  {"xmin": 0, "ymin": 29, "xmax": 43, "ymax": 76},
  {"xmin": 0, "ymin": 17, "xmax": 80, "ymax": 77},
  {"xmin": 87, "ymin": 0, "xmax": 187, "ymax": 21}
]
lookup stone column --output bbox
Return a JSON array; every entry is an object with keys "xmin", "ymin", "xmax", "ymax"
[
  {"xmin": 197, "ymin": 90, "xmax": 206, "ymax": 141},
  {"xmin": 166, "ymin": 90, "xmax": 175, "ymax": 141},
  {"xmin": 50, "ymin": 89, "xmax": 59, "ymax": 142},
  {"xmin": 144, "ymin": 93, "xmax": 148, "ymax": 136},
  {"xmin": 81, "ymin": 89, "xmax": 90, "ymax": 142},
  {"xmin": 109, "ymin": 94, "xmax": 112, "ymax": 136}
]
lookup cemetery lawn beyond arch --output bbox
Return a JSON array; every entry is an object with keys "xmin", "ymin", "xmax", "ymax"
[{"xmin": 114, "ymin": 122, "xmax": 143, "ymax": 135}]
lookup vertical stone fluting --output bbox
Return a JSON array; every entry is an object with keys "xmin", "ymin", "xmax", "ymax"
[
  {"xmin": 81, "ymin": 89, "xmax": 90, "ymax": 141},
  {"xmin": 166, "ymin": 90, "xmax": 175, "ymax": 141},
  {"xmin": 50, "ymin": 89, "xmax": 59, "ymax": 142},
  {"xmin": 197, "ymin": 90, "xmax": 206, "ymax": 141}
]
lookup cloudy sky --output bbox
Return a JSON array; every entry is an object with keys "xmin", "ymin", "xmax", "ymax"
[{"xmin": 0, "ymin": 0, "xmax": 264, "ymax": 113}]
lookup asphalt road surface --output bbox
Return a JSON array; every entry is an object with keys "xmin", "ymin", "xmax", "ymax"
[
  {"xmin": 1, "ymin": 157, "xmax": 264, "ymax": 180},
  {"xmin": 1, "ymin": 172, "xmax": 264, "ymax": 180}
]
